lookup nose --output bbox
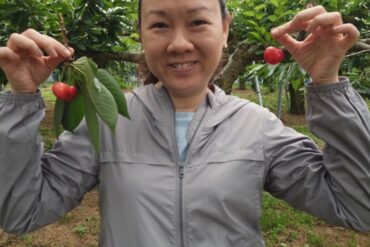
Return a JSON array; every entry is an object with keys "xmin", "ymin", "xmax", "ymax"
[{"xmin": 167, "ymin": 29, "xmax": 194, "ymax": 54}]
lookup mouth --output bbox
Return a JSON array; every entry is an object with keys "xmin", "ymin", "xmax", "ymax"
[{"xmin": 169, "ymin": 61, "xmax": 198, "ymax": 71}]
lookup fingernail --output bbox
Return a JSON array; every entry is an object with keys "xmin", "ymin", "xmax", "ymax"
[
  {"xmin": 37, "ymin": 49, "xmax": 44, "ymax": 57},
  {"xmin": 271, "ymin": 28, "xmax": 279, "ymax": 36},
  {"xmin": 63, "ymin": 48, "xmax": 71, "ymax": 57}
]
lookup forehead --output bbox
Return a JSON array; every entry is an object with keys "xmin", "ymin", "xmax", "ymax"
[{"xmin": 141, "ymin": 0, "xmax": 221, "ymax": 16}]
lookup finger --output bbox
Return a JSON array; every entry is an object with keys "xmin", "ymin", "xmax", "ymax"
[
  {"xmin": 7, "ymin": 33, "xmax": 44, "ymax": 57},
  {"xmin": 44, "ymin": 56, "xmax": 70, "ymax": 71},
  {"xmin": 0, "ymin": 47, "xmax": 16, "ymax": 69},
  {"xmin": 306, "ymin": 12, "xmax": 343, "ymax": 34},
  {"xmin": 0, "ymin": 47, "xmax": 16, "ymax": 62},
  {"xmin": 274, "ymin": 33, "xmax": 300, "ymax": 55},
  {"xmin": 272, "ymin": 5, "xmax": 327, "ymax": 38},
  {"xmin": 21, "ymin": 29, "xmax": 71, "ymax": 58},
  {"xmin": 333, "ymin": 23, "xmax": 360, "ymax": 46}
]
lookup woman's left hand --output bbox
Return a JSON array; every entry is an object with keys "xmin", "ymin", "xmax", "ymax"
[{"xmin": 271, "ymin": 5, "xmax": 360, "ymax": 84}]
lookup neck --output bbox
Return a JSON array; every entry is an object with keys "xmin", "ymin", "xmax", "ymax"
[
  {"xmin": 156, "ymin": 83, "xmax": 208, "ymax": 112},
  {"xmin": 171, "ymin": 92, "xmax": 207, "ymax": 112}
]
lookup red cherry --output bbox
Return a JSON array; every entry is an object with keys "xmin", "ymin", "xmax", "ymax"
[
  {"xmin": 52, "ymin": 82, "xmax": 70, "ymax": 101},
  {"xmin": 264, "ymin": 46, "xmax": 284, "ymax": 65},
  {"xmin": 66, "ymin": 85, "xmax": 78, "ymax": 102},
  {"xmin": 51, "ymin": 82, "xmax": 78, "ymax": 102}
]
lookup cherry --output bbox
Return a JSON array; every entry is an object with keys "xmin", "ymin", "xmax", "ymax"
[
  {"xmin": 66, "ymin": 85, "xmax": 78, "ymax": 102},
  {"xmin": 52, "ymin": 82, "xmax": 78, "ymax": 102},
  {"xmin": 264, "ymin": 47, "xmax": 284, "ymax": 65}
]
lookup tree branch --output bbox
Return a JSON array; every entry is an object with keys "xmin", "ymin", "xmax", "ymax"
[
  {"xmin": 213, "ymin": 41, "xmax": 259, "ymax": 94},
  {"xmin": 349, "ymin": 41, "xmax": 370, "ymax": 52},
  {"xmin": 364, "ymin": 38, "xmax": 370, "ymax": 45},
  {"xmin": 85, "ymin": 50, "xmax": 144, "ymax": 64},
  {"xmin": 81, "ymin": 39, "xmax": 369, "ymax": 94}
]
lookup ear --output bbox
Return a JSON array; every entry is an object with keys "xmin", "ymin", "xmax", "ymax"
[{"xmin": 222, "ymin": 13, "xmax": 232, "ymax": 45}]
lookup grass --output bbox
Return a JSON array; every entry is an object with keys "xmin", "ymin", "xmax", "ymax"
[{"xmin": 0, "ymin": 85, "xmax": 369, "ymax": 247}]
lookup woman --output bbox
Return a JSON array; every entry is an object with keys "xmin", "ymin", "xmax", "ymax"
[{"xmin": 0, "ymin": 0, "xmax": 369, "ymax": 246}]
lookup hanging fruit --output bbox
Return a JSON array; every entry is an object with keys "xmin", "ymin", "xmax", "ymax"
[
  {"xmin": 264, "ymin": 46, "xmax": 285, "ymax": 65},
  {"xmin": 53, "ymin": 57, "xmax": 130, "ymax": 153}
]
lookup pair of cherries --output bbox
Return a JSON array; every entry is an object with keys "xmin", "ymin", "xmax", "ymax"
[{"xmin": 51, "ymin": 82, "xmax": 78, "ymax": 102}]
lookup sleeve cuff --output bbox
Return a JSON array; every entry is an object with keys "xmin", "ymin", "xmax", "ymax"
[
  {"xmin": 306, "ymin": 77, "xmax": 350, "ymax": 96},
  {"xmin": 0, "ymin": 90, "xmax": 45, "ymax": 108}
]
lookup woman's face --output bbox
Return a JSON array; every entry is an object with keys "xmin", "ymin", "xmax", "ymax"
[{"xmin": 140, "ymin": 0, "xmax": 230, "ymax": 98}]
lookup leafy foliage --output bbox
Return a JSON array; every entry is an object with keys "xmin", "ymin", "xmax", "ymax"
[
  {"xmin": 54, "ymin": 57, "xmax": 129, "ymax": 152},
  {"xmin": 0, "ymin": 0, "xmax": 368, "ymax": 98},
  {"xmin": 227, "ymin": 0, "xmax": 370, "ymax": 103},
  {"xmin": 0, "ymin": 0, "xmax": 140, "ymax": 88}
]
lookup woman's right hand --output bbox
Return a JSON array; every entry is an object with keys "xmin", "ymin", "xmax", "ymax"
[{"xmin": 0, "ymin": 29, "xmax": 74, "ymax": 93}]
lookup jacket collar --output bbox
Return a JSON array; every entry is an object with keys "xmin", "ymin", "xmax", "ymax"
[{"xmin": 132, "ymin": 84, "xmax": 249, "ymax": 127}]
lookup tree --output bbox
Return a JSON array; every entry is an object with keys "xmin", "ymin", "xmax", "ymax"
[
  {"xmin": 1, "ymin": 0, "xmax": 369, "ymax": 105},
  {"xmin": 217, "ymin": 0, "xmax": 370, "ymax": 114},
  {"xmin": 0, "ymin": 0, "xmax": 141, "ymax": 87}
]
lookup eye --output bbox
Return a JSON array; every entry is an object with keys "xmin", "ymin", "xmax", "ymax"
[
  {"xmin": 150, "ymin": 22, "xmax": 169, "ymax": 29},
  {"xmin": 191, "ymin": 19, "xmax": 208, "ymax": 26}
]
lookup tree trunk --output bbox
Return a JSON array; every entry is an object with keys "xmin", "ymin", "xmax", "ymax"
[
  {"xmin": 288, "ymin": 83, "xmax": 305, "ymax": 114},
  {"xmin": 239, "ymin": 79, "xmax": 246, "ymax": 90},
  {"xmin": 213, "ymin": 41, "xmax": 259, "ymax": 94}
]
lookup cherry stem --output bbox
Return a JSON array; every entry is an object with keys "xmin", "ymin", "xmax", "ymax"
[{"xmin": 59, "ymin": 14, "xmax": 75, "ymax": 62}]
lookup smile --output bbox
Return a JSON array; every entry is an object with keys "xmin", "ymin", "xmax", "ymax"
[{"xmin": 169, "ymin": 61, "xmax": 197, "ymax": 70}]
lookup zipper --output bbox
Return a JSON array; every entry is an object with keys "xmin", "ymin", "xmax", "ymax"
[
  {"xmin": 173, "ymin": 118, "xmax": 185, "ymax": 247},
  {"xmin": 178, "ymin": 161, "xmax": 185, "ymax": 247},
  {"xmin": 171, "ymin": 101, "xmax": 208, "ymax": 247},
  {"xmin": 179, "ymin": 161, "xmax": 185, "ymax": 179}
]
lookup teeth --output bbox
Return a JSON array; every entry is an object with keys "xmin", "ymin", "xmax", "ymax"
[{"xmin": 171, "ymin": 62, "xmax": 195, "ymax": 69}]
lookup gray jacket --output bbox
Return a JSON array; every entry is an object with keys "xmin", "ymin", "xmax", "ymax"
[{"xmin": 0, "ymin": 78, "xmax": 369, "ymax": 247}]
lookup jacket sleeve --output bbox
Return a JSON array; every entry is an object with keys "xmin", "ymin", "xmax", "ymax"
[
  {"xmin": 263, "ymin": 78, "xmax": 370, "ymax": 232},
  {"xmin": 0, "ymin": 91, "xmax": 98, "ymax": 235}
]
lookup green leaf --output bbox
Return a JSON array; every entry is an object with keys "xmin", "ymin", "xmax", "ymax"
[
  {"xmin": 62, "ymin": 92, "xmax": 85, "ymax": 131},
  {"xmin": 243, "ymin": 10, "xmax": 255, "ymax": 17},
  {"xmin": 268, "ymin": 15, "xmax": 278, "ymax": 22},
  {"xmin": 269, "ymin": 0, "xmax": 279, "ymax": 8},
  {"xmin": 53, "ymin": 99, "xmax": 65, "ymax": 137},
  {"xmin": 247, "ymin": 64, "xmax": 265, "ymax": 76},
  {"xmin": 291, "ymin": 79, "xmax": 302, "ymax": 91},
  {"xmin": 247, "ymin": 32, "xmax": 264, "ymax": 42},
  {"xmin": 255, "ymin": 3, "xmax": 266, "ymax": 11},
  {"xmin": 245, "ymin": 20, "xmax": 258, "ymax": 27},
  {"xmin": 83, "ymin": 91, "xmax": 100, "ymax": 153},
  {"xmin": 256, "ymin": 13, "xmax": 266, "ymax": 20},
  {"xmin": 71, "ymin": 57, "xmax": 118, "ymax": 132},
  {"xmin": 87, "ymin": 79, "xmax": 118, "ymax": 132},
  {"xmin": 95, "ymin": 69, "xmax": 130, "ymax": 119}
]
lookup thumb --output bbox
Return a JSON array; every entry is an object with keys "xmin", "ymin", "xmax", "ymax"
[
  {"xmin": 44, "ymin": 47, "xmax": 74, "ymax": 71},
  {"xmin": 0, "ymin": 47, "xmax": 17, "ymax": 67},
  {"xmin": 274, "ymin": 33, "xmax": 299, "ymax": 56},
  {"xmin": 44, "ymin": 56, "xmax": 69, "ymax": 71}
]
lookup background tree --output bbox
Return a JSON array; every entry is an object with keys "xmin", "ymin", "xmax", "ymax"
[
  {"xmin": 217, "ymin": 0, "xmax": 370, "ymax": 114},
  {"xmin": 0, "ymin": 0, "xmax": 369, "ymax": 113}
]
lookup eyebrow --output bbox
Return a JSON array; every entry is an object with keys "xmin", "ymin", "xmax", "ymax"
[{"xmin": 147, "ymin": 6, "xmax": 212, "ymax": 17}]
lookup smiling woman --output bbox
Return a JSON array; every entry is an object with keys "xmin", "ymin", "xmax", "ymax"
[
  {"xmin": 138, "ymin": 0, "xmax": 228, "ymax": 87},
  {"xmin": 0, "ymin": 0, "xmax": 370, "ymax": 247},
  {"xmin": 139, "ymin": 0, "xmax": 231, "ymax": 111}
]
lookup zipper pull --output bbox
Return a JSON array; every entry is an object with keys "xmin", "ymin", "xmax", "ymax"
[{"xmin": 179, "ymin": 162, "xmax": 185, "ymax": 179}]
